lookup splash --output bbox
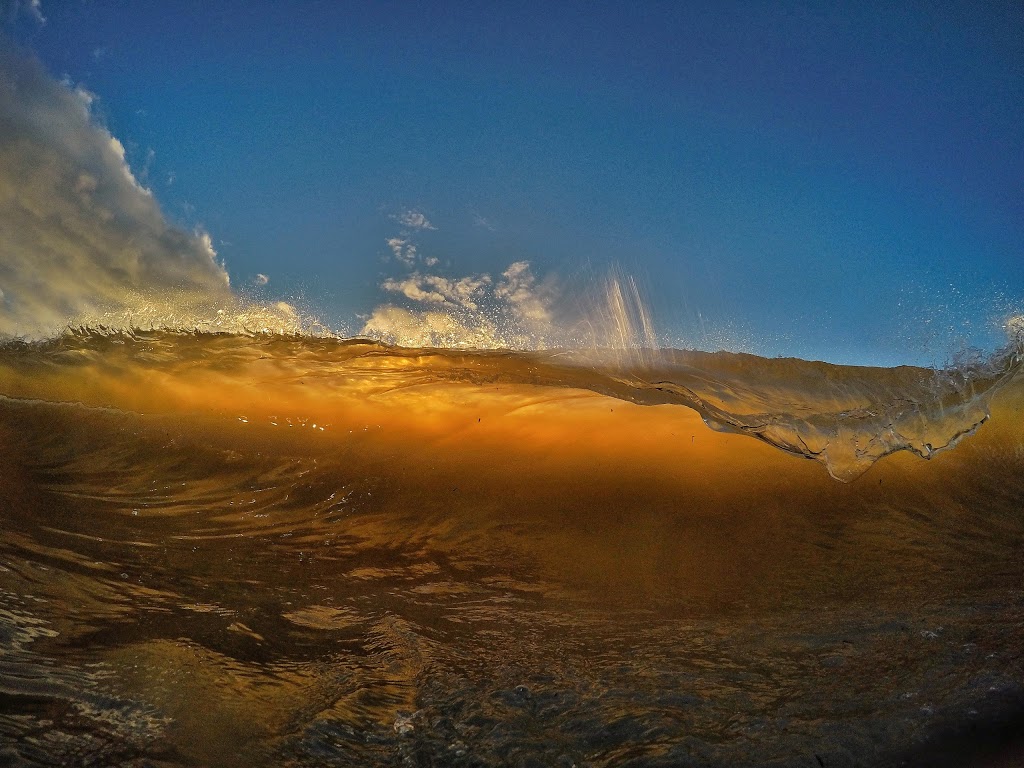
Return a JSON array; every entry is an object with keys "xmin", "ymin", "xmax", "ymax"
[
  {"xmin": 562, "ymin": 270, "xmax": 661, "ymax": 367},
  {"xmin": 600, "ymin": 273, "xmax": 657, "ymax": 351},
  {"xmin": 1007, "ymin": 314, "xmax": 1024, "ymax": 347}
]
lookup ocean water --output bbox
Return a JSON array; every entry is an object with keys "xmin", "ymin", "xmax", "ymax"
[{"xmin": 0, "ymin": 330, "xmax": 1022, "ymax": 767}]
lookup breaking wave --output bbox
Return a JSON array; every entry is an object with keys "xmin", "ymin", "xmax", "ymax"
[{"xmin": 2, "ymin": 325, "xmax": 1021, "ymax": 482}]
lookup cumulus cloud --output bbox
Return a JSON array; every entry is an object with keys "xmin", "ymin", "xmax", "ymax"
[
  {"xmin": 381, "ymin": 273, "xmax": 492, "ymax": 310},
  {"xmin": 362, "ymin": 261, "xmax": 564, "ymax": 349},
  {"xmin": 361, "ymin": 253, "xmax": 661, "ymax": 354},
  {"xmin": 386, "ymin": 236, "xmax": 418, "ymax": 267},
  {"xmin": 381, "ymin": 206, "xmax": 446, "ymax": 270},
  {"xmin": 368, "ymin": 199, "xmax": 653, "ymax": 353},
  {"xmin": 381, "ymin": 276, "xmax": 446, "ymax": 304},
  {"xmin": 0, "ymin": 50, "xmax": 300, "ymax": 337},
  {"xmin": 495, "ymin": 261, "xmax": 555, "ymax": 324},
  {"xmin": 392, "ymin": 208, "xmax": 435, "ymax": 230}
]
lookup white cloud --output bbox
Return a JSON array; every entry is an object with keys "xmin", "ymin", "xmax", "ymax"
[
  {"xmin": 381, "ymin": 277, "xmax": 446, "ymax": 304},
  {"xmin": 382, "ymin": 274, "xmax": 493, "ymax": 311},
  {"xmin": 0, "ymin": 50, "xmax": 302, "ymax": 337},
  {"xmin": 393, "ymin": 208, "xmax": 436, "ymax": 230},
  {"xmin": 495, "ymin": 261, "xmax": 555, "ymax": 324},
  {"xmin": 382, "ymin": 209, "xmax": 442, "ymax": 268},
  {"xmin": 362, "ymin": 258, "xmax": 660, "ymax": 353},
  {"xmin": 382, "ymin": 273, "xmax": 492, "ymax": 309},
  {"xmin": 363, "ymin": 261, "xmax": 562, "ymax": 349},
  {"xmin": 386, "ymin": 236, "xmax": 417, "ymax": 266},
  {"xmin": 375, "ymin": 216, "xmax": 554, "ymax": 339}
]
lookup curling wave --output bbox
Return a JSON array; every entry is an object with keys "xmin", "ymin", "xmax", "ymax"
[{"xmin": 1, "ymin": 327, "xmax": 1021, "ymax": 482}]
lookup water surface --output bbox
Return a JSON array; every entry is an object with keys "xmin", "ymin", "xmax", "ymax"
[{"xmin": 0, "ymin": 331, "xmax": 1022, "ymax": 766}]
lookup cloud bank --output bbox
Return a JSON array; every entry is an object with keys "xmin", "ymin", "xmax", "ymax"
[{"xmin": 0, "ymin": 49, "xmax": 299, "ymax": 338}]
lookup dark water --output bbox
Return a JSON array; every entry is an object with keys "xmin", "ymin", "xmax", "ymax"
[{"xmin": 1, "ymin": 331, "xmax": 1023, "ymax": 767}]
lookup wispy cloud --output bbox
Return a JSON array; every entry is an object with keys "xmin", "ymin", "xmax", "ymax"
[
  {"xmin": 4, "ymin": 0, "xmax": 45, "ymax": 24},
  {"xmin": 392, "ymin": 208, "xmax": 436, "ymax": 231},
  {"xmin": 494, "ymin": 261, "xmax": 554, "ymax": 324},
  {"xmin": 138, "ymin": 147, "xmax": 156, "ymax": 183},
  {"xmin": 386, "ymin": 236, "xmax": 418, "ymax": 267}
]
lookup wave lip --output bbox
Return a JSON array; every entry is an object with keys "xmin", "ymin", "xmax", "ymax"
[{"xmin": 616, "ymin": 346, "xmax": 1022, "ymax": 481}]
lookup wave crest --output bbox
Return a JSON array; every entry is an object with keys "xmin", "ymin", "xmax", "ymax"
[{"xmin": 2, "ymin": 329, "xmax": 1021, "ymax": 482}]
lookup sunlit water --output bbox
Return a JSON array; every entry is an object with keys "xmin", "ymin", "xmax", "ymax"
[{"xmin": 1, "ymin": 330, "xmax": 1023, "ymax": 767}]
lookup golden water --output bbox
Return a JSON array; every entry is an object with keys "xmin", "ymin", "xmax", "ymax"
[{"xmin": 0, "ymin": 330, "xmax": 1022, "ymax": 766}]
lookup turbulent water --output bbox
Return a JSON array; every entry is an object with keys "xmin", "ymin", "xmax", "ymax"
[{"xmin": 1, "ymin": 330, "xmax": 1023, "ymax": 767}]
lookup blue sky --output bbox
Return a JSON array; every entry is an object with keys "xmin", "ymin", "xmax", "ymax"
[{"xmin": 5, "ymin": 1, "xmax": 1023, "ymax": 365}]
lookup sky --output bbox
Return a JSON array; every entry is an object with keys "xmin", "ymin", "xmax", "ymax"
[{"xmin": 2, "ymin": 1, "xmax": 1022, "ymax": 365}]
